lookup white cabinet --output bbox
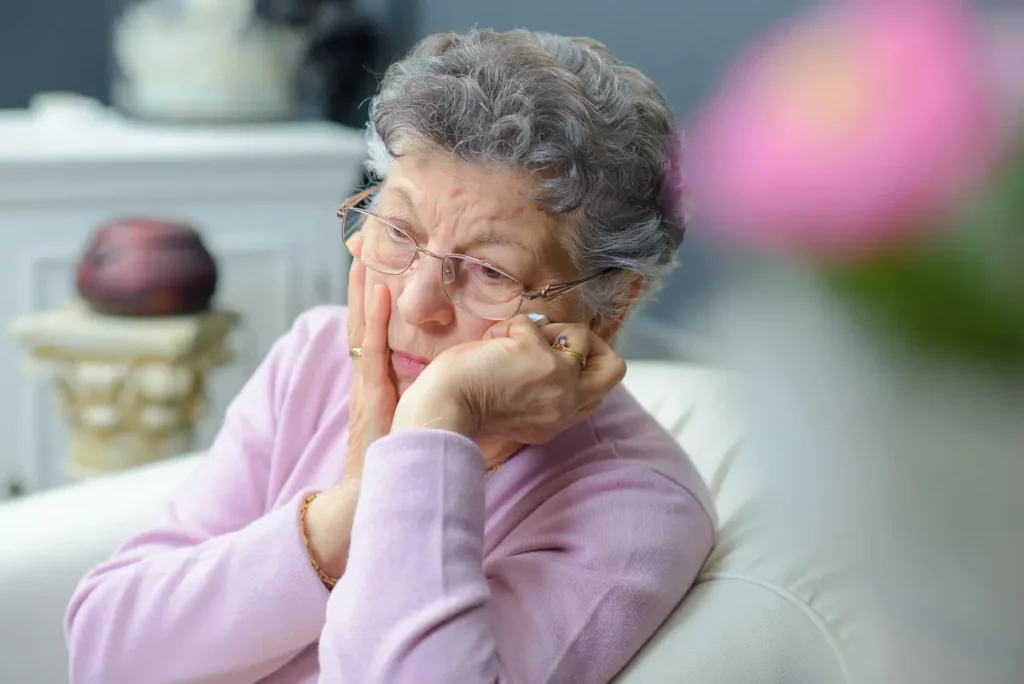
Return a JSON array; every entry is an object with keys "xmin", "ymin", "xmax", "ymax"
[{"xmin": 0, "ymin": 108, "xmax": 365, "ymax": 498}]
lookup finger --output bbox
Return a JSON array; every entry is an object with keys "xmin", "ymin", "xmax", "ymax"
[
  {"xmin": 362, "ymin": 283, "xmax": 392, "ymax": 386},
  {"xmin": 577, "ymin": 334, "xmax": 627, "ymax": 397},
  {"xmin": 347, "ymin": 234, "xmax": 367, "ymax": 350},
  {"xmin": 346, "ymin": 231, "xmax": 364, "ymax": 257},
  {"xmin": 483, "ymin": 313, "xmax": 550, "ymax": 343}
]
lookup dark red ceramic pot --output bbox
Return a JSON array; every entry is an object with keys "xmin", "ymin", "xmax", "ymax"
[{"xmin": 75, "ymin": 218, "xmax": 219, "ymax": 317}]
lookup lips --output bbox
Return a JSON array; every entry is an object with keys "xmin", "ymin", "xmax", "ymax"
[{"xmin": 390, "ymin": 349, "xmax": 431, "ymax": 378}]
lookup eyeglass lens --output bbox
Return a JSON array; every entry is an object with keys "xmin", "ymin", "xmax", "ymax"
[{"xmin": 342, "ymin": 207, "xmax": 525, "ymax": 320}]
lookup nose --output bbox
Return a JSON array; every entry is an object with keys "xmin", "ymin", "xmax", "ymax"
[{"xmin": 395, "ymin": 253, "xmax": 456, "ymax": 328}]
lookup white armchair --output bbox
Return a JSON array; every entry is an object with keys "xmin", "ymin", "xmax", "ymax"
[{"xmin": 0, "ymin": 362, "xmax": 848, "ymax": 683}]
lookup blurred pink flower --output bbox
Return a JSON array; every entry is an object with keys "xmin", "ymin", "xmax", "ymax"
[{"xmin": 689, "ymin": 0, "xmax": 999, "ymax": 259}]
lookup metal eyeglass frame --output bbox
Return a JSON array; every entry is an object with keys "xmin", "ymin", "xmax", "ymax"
[{"xmin": 338, "ymin": 185, "xmax": 614, "ymax": 319}]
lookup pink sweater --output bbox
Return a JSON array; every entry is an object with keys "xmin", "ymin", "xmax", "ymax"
[{"xmin": 65, "ymin": 307, "xmax": 715, "ymax": 684}]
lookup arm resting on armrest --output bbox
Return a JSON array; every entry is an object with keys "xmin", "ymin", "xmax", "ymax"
[{"xmin": 62, "ymin": 312, "xmax": 334, "ymax": 683}]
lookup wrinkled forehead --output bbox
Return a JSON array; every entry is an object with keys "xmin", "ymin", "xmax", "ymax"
[{"xmin": 384, "ymin": 153, "xmax": 561, "ymax": 230}]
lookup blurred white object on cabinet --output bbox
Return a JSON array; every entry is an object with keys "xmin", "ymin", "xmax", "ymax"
[
  {"xmin": 112, "ymin": 0, "xmax": 307, "ymax": 122},
  {"xmin": 0, "ymin": 102, "xmax": 365, "ymax": 499}
]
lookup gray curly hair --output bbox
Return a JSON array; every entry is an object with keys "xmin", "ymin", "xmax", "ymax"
[{"xmin": 365, "ymin": 29, "xmax": 684, "ymax": 323}]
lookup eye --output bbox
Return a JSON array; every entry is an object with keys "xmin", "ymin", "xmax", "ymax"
[
  {"xmin": 468, "ymin": 260, "xmax": 515, "ymax": 285},
  {"xmin": 480, "ymin": 265, "xmax": 504, "ymax": 280},
  {"xmin": 384, "ymin": 222, "xmax": 413, "ymax": 243}
]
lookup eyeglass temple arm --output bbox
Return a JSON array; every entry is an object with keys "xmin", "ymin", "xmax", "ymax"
[
  {"xmin": 337, "ymin": 185, "xmax": 380, "ymax": 218},
  {"xmin": 523, "ymin": 268, "xmax": 617, "ymax": 300}
]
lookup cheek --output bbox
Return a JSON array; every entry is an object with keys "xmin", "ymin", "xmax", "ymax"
[
  {"xmin": 520, "ymin": 297, "xmax": 585, "ymax": 326},
  {"xmin": 364, "ymin": 270, "xmax": 398, "ymax": 305},
  {"xmin": 456, "ymin": 317, "xmax": 498, "ymax": 343},
  {"xmin": 364, "ymin": 270, "xmax": 386, "ymax": 291}
]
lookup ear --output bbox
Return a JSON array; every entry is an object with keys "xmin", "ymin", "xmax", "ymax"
[{"xmin": 591, "ymin": 276, "xmax": 645, "ymax": 341}]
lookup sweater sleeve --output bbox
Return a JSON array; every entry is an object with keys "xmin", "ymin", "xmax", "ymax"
[
  {"xmin": 65, "ymin": 315, "xmax": 330, "ymax": 684},
  {"xmin": 320, "ymin": 429, "xmax": 715, "ymax": 684}
]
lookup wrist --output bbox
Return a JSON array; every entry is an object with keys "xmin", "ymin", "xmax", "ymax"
[
  {"xmin": 302, "ymin": 482, "xmax": 359, "ymax": 580},
  {"xmin": 391, "ymin": 385, "xmax": 477, "ymax": 437}
]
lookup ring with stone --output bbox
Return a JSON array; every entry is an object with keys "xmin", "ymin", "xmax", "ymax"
[{"xmin": 551, "ymin": 334, "xmax": 586, "ymax": 369}]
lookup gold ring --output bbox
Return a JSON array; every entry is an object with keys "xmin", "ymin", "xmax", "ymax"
[
  {"xmin": 551, "ymin": 335, "xmax": 586, "ymax": 369},
  {"xmin": 349, "ymin": 347, "xmax": 363, "ymax": 358}
]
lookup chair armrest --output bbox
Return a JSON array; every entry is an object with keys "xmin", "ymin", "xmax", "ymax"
[{"xmin": 0, "ymin": 454, "xmax": 201, "ymax": 684}]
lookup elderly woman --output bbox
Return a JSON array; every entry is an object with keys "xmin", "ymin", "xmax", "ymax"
[{"xmin": 65, "ymin": 29, "xmax": 714, "ymax": 684}]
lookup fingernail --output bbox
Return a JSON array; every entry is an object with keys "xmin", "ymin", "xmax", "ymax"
[{"xmin": 526, "ymin": 313, "xmax": 549, "ymax": 325}]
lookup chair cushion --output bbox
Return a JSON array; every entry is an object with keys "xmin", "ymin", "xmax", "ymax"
[
  {"xmin": 618, "ymin": 362, "xmax": 848, "ymax": 683},
  {"xmin": 0, "ymin": 361, "xmax": 850, "ymax": 684},
  {"xmin": 0, "ymin": 453, "xmax": 201, "ymax": 684}
]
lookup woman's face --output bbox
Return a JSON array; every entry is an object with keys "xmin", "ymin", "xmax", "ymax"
[{"xmin": 369, "ymin": 150, "xmax": 584, "ymax": 394}]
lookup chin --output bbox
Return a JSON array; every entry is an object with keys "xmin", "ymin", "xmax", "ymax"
[
  {"xmin": 390, "ymin": 363, "xmax": 417, "ymax": 396},
  {"xmin": 395, "ymin": 377, "xmax": 415, "ymax": 396}
]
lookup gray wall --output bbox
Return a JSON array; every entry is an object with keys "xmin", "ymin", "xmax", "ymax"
[
  {"xmin": 418, "ymin": 0, "xmax": 812, "ymax": 119},
  {"xmin": 0, "ymin": 1, "xmax": 112, "ymax": 109}
]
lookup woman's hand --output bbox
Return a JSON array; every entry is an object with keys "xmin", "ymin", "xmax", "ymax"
[
  {"xmin": 341, "ymin": 233, "xmax": 398, "ymax": 481},
  {"xmin": 392, "ymin": 315, "xmax": 627, "ymax": 446},
  {"xmin": 303, "ymin": 235, "xmax": 396, "ymax": 580}
]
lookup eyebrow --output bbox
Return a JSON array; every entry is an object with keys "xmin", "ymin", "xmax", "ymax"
[
  {"xmin": 386, "ymin": 185, "xmax": 532, "ymax": 252},
  {"xmin": 387, "ymin": 186, "xmax": 419, "ymax": 219},
  {"xmin": 473, "ymin": 232, "xmax": 531, "ymax": 251}
]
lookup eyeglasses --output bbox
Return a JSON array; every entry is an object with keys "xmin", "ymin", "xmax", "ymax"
[{"xmin": 338, "ymin": 185, "xmax": 612, "ymax": 321}]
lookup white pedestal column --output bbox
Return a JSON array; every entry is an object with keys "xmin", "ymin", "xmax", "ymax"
[{"xmin": 11, "ymin": 304, "xmax": 239, "ymax": 478}]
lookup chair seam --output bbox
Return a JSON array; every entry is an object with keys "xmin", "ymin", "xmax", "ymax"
[{"xmin": 694, "ymin": 570, "xmax": 852, "ymax": 683}]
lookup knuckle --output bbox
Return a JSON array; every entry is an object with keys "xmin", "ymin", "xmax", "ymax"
[
  {"xmin": 612, "ymin": 357, "xmax": 627, "ymax": 382},
  {"xmin": 512, "ymin": 336, "xmax": 534, "ymax": 355},
  {"xmin": 565, "ymin": 323, "xmax": 589, "ymax": 341},
  {"xmin": 538, "ymin": 353, "xmax": 560, "ymax": 378}
]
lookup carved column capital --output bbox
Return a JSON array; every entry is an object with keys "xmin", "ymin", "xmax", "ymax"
[{"xmin": 12, "ymin": 304, "xmax": 239, "ymax": 478}]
